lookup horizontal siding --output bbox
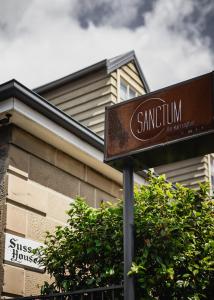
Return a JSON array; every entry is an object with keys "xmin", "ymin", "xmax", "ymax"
[
  {"xmin": 81, "ymin": 114, "xmax": 105, "ymax": 128},
  {"xmin": 96, "ymin": 131, "xmax": 104, "ymax": 138},
  {"xmin": 110, "ymin": 76, "xmax": 117, "ymax": 89},
  {"xmin": 111, "ymin": 71, "xmax": 117, "ymax": 81},
  {"xmin": 127, "ymin": 63, "xmax": 139, "ymax": 74},
  {"xmin": 119, "ymin": 70, "xmax": 145, "ymax": 95},
  {"xmin": 38, "ymin": 67, "xmax": 118, "ymax": 137},
  {"xmin": 39, "ymin": 62, "xmax": 147, "ymax": 137},
  {"xmin": 162, "ymin": 164, "xmax": 205, "ymax": 179},
  {"xmin": 57, "ymin": 85, "xmax": 113, "ymax": 111},
  {"xmin": 176, "ymin": 174, "xmax": 209, "ymax": 187},
  {"xmin": 88, "ymin": 122, "xmax": 105, "ymax": 134},
  {"xmin": 73, "ymin": 102, "xmax": 114, "ymax": 122},
  {"xmin": 168, "ymin": 172, "xmax": 207, "ymax": 184},
  {"xmin": 40, "ymin": 69, "xmax": 107, "ymax": 100},
  {"xmin": 155, "ymin": 155, "xmax": 209, "ymax": 189},
  {"xmin": 163, "ymin": 155, "xmax": 206, "ymax": 168},
  {"xmin": 65, "ymin": 96, "xmax": 114, "ymax": 116},
  {"xmin": 119, "ymin": 66, "xmax": 145, "ymax": 95},
  {"xmin": 122, "ymin": 65, "xmax": 143, "ymax": 86},
  {"xmin": 48, "ymin": 77, "xmax": 111, "ymax": 106}
]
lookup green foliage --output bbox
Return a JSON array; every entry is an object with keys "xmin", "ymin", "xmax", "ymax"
[
  {"xmin": 36, "ymin": 198, "xmax": 123, "ymax": 293},
  {"xmin": 132, "ymin": 175, "xmax": 214, "ymax": 299},
  {"xmin": 35, "ymin": 174, "xmax": 214, "ymax": 299}
]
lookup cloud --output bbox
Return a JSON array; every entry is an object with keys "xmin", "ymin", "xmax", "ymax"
[
  {"xmin": 71, "ymin": 0, "xmax": 153, "ymax": 28},
  {"xmin": 136, "ymin": 0, "xmax": 214, "ymax": 88},
  {"xmin": 0, "ymin": 0, "xmax": 213, "ymax": 91}
]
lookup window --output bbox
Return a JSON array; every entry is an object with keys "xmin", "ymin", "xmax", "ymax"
[
  {"xmin": 120, "ymin": 78, "xmax": 138, "ymax": 101},
  {"xmin": 129, "ymin": 87, "xmax": 136, "ymax": 99},
  {"xmin": 120, "ymin": 80, "xmax": 128, "ymax": 101}
]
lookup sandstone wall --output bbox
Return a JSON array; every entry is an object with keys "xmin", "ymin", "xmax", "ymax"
[{"xmin": 1, "ymin": 125, "xmax": 122, "ymax": 296}]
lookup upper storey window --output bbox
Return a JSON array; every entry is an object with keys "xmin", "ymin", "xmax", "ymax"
[{"xmin": 120, "ymin": 78, "xmax": 138, "ymax": 101}]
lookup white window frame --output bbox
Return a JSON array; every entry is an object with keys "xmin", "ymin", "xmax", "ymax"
[{"xmin": 118, "ymin": 75, "xmax": 138, "ymax": 102}]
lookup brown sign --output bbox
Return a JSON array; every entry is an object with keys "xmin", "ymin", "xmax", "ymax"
[{"xmin": 104, "ymin": 72, "xmax": 214, "ymax": 168}]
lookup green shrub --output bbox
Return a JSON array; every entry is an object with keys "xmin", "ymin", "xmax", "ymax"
[{"xmin": 35, "ymin": 174, "xmax": 214, "ymax": 299}]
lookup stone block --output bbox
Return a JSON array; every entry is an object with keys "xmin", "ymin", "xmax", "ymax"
[
  {"xmin": 24, "ymin": 270, "xmax": 52, "ymax": 296},
  {"xmin": 7, "ymin": 173, "xmax": 27, "ymax": 206},
  {"xmin": 9, "ymin": 145, "xmax": 29, "ymax": 174},
  {"xmin": 55, "ymin": 150, "xmax": 85, "ymax": 180},
  {"xmin": 27, "ymin": 181, "xmax": 48, "ymax": 214},
  {"xmin": 47, "ymin": 191, "xmax": 72, "ymax": 223},
  {"xmin": 29, "ymin": 156, "xmax": 80, "ymax": 198},
  {"xmin": 7, "ymin": 174, "xmax": 48, "ymax": 214},
  {"xmin": 86, "ymin": 167, "xmax": 113, "ymax": 194},
  {"xmin": 79, "ymin": 182, "xmax": 96, "ymax": 207},
  {"xmin": 8, "ymin": 165, "xmax": 28, "ymax": 180},
  {"xmin": 12, "ymin": 126, "xmax": 56, "ymax": 165},
  {"xmin": 26, "ymin": 212, "xmax": 62, "ymax": 242},
  {"xmin": 111, "ymin": 183, "xmax": 123, "ymax": 199},
  {"xmin": 3, "ymin": 264, "xmax": 24, "ymax": 295},
  {"xmin": 6, "ymin": 203, "xmax": 26, "ymax": 235}
]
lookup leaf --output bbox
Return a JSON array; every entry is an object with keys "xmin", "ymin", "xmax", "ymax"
[{"xmin": 36, "ymin": 175, "xmax": 214, "ymax": 298}]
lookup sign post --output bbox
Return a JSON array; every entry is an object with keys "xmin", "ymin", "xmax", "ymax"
[
  {"xmin": 123, "ymin": 159, "xmax": 135, "ymax": 300},
  {"xmin": 104, "ymin": 71, "xmax": 214, "ymax": 299}
]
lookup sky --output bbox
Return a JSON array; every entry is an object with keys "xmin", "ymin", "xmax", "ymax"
[{"xmin": 0, "ymin": 0, "xmax": 214, "ymax": 91}]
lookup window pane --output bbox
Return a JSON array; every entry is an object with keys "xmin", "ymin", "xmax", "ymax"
[
  {"xmin": 120, "ymin": 80, "xmax": 128, "ymax": 101},
  {"xmin": 129, "ymin": 87, "xmax": 136, "ymax": 99}
]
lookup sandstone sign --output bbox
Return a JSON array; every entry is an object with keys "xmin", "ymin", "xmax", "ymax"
[{"xmin": 104, "ymin": 72, "xmax": 214, "ymax": 169}]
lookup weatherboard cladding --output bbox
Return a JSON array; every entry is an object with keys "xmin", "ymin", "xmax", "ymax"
[
  {"xmin": 39, "ymin": 69, "xmax": 108, "ymax": 103},
  {"xmin": 36, "ymin": 53, "xmax": 147, "ymax": 137},
  {"xmin": 34, "ymin": 51, "xmax": 212, "ymax": 191},
  {"xmin": 34, "ymin": 59, "xmax": 107, "ymax": 94},
  {"xmin": 155, "ymin": 155, "xmax": 209, "ymax": 190},
  {"xmin": 106, "ymin": 51, "xmax": 150, "ymax": 92},
  {"xmin": 0, "ymin": 53, "xmax": 148, "ymax": 296},
  {"xmin": 37, "ymin": 68, "xmax": 113, "ymax": 137},
  {"xmin": 1, "ymin": 52, "xmax": 212, "ymax": 296},
  {"xmin": 0, "ymin": 52, "xmax": 210, "ymax": 191},
  {"xmin": 34, "ymin": 50, "xmax": 150, "ymax": 95},
  {"xmin": 119, "ymin": 64, "xmax": 145, "ymax": 95}
]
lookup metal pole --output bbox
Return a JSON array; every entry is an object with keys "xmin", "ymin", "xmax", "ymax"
[{"xmin": 123, "ymin": 158, "xmax": 135, "ymax": 300}]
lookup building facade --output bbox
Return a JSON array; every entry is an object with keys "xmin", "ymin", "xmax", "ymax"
[
  {"xmin": 0, "ymin": 56, "xmax": 146, "ymax": 296},
  {"xmin": 35, "ymin": 51, "xmax": 214, "ymax": 190},
  {"xmin": 35, "ymin": 51, "xmax": 149, "ymax": 138},
  {"xmin": 0, "ymin": 51, "xmax": 213, "ymax": 297}
]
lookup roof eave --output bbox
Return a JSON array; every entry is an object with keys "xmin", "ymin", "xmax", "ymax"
[
  {"xmin": 106, "ymin": 50, "xmax": 135, "ymax": 73},
  {"xmin": 106, "ymin": 51, "xmax": 150, "ymax": 93},
  {"xmin": 0, "ymin": 79, "xmax": 104, "ymax": 151},
  {"xmin": 133, "ymin": 53, "xmax": 150, "ymax": 93},
  {"xmin": 34, "ymin": 59, "xmax": 107, "ymax": 94},
  {"xmin": 34, "ymin": 51, "xmax": 150, "ymax": 94}
]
